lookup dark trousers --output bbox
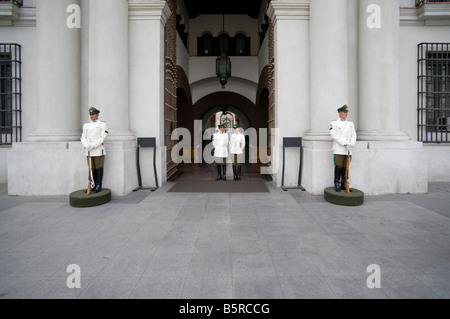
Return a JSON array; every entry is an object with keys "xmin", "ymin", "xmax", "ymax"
[
  {"xmin": 334, "ymin": 154, "xmax": 351, "ymax": 168},
  {"xmin": 87, "ymin": 156, "xmax": 105, "ymax": 187}
]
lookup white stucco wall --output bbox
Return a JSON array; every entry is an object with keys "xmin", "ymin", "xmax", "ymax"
[
  {"xmin": 177, "ymin": 33, "xmax": 190, "ymax": 78},
  {"xmin": 258, "ymin": 31, "xmax": 269, "ymax": 79},
  {"xmin": 399, "ymin": 23, "xmax": 450, "ymax": 140},
  {"xmin": 189, "ymin": 56, "xmax": 258, "ymax": 104},
  {"xmin": 425, "ymin": 145, "xmax": 450, "ymax": 182},
  {"xmin": 0, "ymin": 147, "xmax": 9, "ymax": 184},
  {"xmin": 399, "ymin": 11, "xmax": 450, "ymax": 182}
]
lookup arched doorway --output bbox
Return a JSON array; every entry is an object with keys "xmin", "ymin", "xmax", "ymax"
[
  {"xmin": 175, "ymin": 63, "xmax": 271, "ymax": 182},
  {"xmin": 175, "ymin": 90, "xmax": 267, "ymax": 180}
]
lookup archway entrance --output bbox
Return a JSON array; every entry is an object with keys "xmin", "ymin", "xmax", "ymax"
[{"xmin": 174, "ymin": 90, "xmax": 268, "ymax": 183}]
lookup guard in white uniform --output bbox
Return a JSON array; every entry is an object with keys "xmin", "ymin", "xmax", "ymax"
[
  {"xmin": 329, "ymin": 105, "xmax": 357, "ymax": 192},
  {"xmin": 81, "ymin": 107, "xmax": 109, "ymax": 193},
  {"xmin": 229, "ymin": 124, "xmax": 246, "ymax": 181},
  {"xmin": 213, "ymin": 124, "xmax": 229, "ymax": 181}
]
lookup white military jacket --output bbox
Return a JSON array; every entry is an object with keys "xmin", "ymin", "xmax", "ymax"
[
  {"xmin": 81, "ymin": 120, "xmax": 109, "ymax": 157},
  {"xmin": 213, "ymin": 131, "xmax": 229, "ymax": 158},
  {"xmin": 229, "ymin": 132, "xmax": 246, "ymax": 155},
  {"xmin": 329, "ymin": 118, "xmax": 357, "ymax": 155}
]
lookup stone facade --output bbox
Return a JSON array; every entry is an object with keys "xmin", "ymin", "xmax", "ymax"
[{"xmin": 0, "ymin": 0, "xmax": 449, "ymax": 196}]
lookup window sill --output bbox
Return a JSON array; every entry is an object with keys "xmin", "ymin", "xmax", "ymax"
[
  {"xmin": 0, "ymin": 4, "xmax": 35, "ymax": 27},
  {"xmin": 418, "ymin": 3, "xmax": 450, "ymax": 25}
]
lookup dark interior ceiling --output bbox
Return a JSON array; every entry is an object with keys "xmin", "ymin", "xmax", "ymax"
[{"xmin": 183, "ymin": 0, "xmax": 264, "ymax": 19}]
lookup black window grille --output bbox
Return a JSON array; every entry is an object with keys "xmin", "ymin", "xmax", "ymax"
[
  {"xmin": 0, "ymin": 0, "xmax": 23, "ymax": 6},
  {"xmin": 416, "ymin": 0, "xmax": 448, "ymax": 7},
  {"xmin": 198, "ymin": 33, "xmax": 251, "ymax": 57},
  {"xmin": 0, "ymin": 44, "xmax": 22, "ymax": 145},
  {"xmin": 418, "ymin": 43, "xmax": 450, "ymax": 143}
]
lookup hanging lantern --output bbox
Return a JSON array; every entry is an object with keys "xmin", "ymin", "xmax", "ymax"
[
  {"xmin": 216, "ymin": 14, "xmax": 231, "ymax": 89},
  {"xmin": 216, "ymin": 52, "xmax": 231, "ymax": 89}
]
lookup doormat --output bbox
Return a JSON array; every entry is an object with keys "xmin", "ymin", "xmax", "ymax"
[{"xmin": 167, "ymin": 179, "xmax": 270, "ymax": 193}]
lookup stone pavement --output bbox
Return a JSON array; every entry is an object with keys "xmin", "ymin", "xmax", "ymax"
[{"xmin": 0, "ymin": 182, "xmax": 449, "ymax": 299}]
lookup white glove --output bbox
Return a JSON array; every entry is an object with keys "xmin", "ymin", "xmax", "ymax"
[
  {"xmin": 85, "ymin": 144, "xmax": 93, "ymax": 152},
  {"xmin": 346, "ymin": 144, "xmax": 354, "ymax": 152}
]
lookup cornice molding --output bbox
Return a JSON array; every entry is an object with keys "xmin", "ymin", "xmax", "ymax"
[
  {"xmin": 400, "ymin": 4, "xmax": 450, "ymax": 26},
  {"xmin": 128, "ymin": 0, "xmax": 171, "ymax": 23},
  {"xmin": 418, "ymin": 3, "xmax": 450, "ymax": 26},
  {"xmin": 267, "ymin": 1, "xmax": 310, "ymax": 24},
  {"xmin": 0, "ymin": 4, "xmax": 35, "ymax": 27},
  {"xmin": 400, "ymin": 7, "xmax": 420, "ymax": 26}
]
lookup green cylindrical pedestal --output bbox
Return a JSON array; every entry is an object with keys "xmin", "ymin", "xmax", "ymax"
[
  {"xmin": 69, "ymin": 189, "xmax": 112, "ymax": 208},
  {"xmin": 324, "ymin": 187, "xmax": 364, "ymax": 206}
]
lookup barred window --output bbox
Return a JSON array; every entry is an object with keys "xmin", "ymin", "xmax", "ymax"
[
  {"xmin": 197, "ymin": 32, "xmax": 251, "ymax": 57},
  {"xmin": 418, "ymin": 43, "xmax": 450, "ymax": 143},
  {"xmin": 0, "ymin": 44, "xmax": 22, "ymax": 145}
]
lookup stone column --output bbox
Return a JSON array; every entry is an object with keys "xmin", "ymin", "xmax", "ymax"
[
  {"xmin": 302, "ymin": 0, "xmax": 350, "ymax": 194},
  {"xmin": 128, "ymin": 0, "xmax": 171, "ymax": 187},
  {"xmin": 358, "ymin": 0, "xmax": 408, "ymax": 141},
  {"xmin": 267, "ymin": 1, "xmax": 310, "ymax": 187},
  {"xmin": 88, "ymin": 0, "xmax": 134, "ymax": 141},
  {"xmin": 28, "ymin": 0, "xmax": 81, "ymax": 141},
  {"xmin": 305, "ymin": 0, "xmax": 348, "ymax": 141}
]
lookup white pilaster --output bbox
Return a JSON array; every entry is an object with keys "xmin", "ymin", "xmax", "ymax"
[
  {"xmin": 28, "ymin": 0, "xmax": 81, "ymax": 142},
  {"xmin": 128, "ymin": 0, "xmax": 171, "ymax": 187},
  {"xmin": 9, "ymin": 0, "xmax": 138, "ymax": 196},
  {"xmin": 303, "ymin": 0, "xmax": 349, "ymax": 193},
  {"xmin": 89, "ymin": 0, "xmax": 134, "ymax": 141},
  {"xmin": 358, "ymin": 0, "xmax": 408, "ymax": 141},
  {"xmin": 305, "ymin": 0, "xmax": 348, "ymax": 141},
  {"xmin": 352, "ymin": 0, "xmax": 426, "ymax": 195},
  {"xmin": 267, "ymin": 0, "xmax": 310, "ymax": 187}
]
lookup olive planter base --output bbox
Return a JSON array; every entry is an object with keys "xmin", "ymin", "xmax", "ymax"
[
  {"xmin": 69, "ymin": 189, "xmax": 112, "ymax": 208},
  {"xmin": 324, "ymin": 187, "xmax": 364, "ymax": 206}
]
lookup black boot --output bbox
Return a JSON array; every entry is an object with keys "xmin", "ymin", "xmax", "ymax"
[
  {"xmin": 216, "ymin": 164, "xmax": 222, "ymax": 181},
  {"xmin": 222, "ymin": 165, "xmax": 227, "ymax": 181},
  {"xmin": 93, "ymin": 168, "xmax": 103, "ymax": 193},
  {"xmin": 237, "ymin": 165, "xmax": 241, "ymax": 181},
  {"xmin": 334, "ymin": 166, "xmax": 341, "ymax": 192},
  {"xmin": 341, "ymin": 167, "xmax": 347, "ymax": 191},
  {"xmin": 232, "ymin": 165, "xmax": 237, "ymax": 181}
]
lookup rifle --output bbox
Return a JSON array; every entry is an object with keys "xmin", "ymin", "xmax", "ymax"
[
  {"xmin": 345, "ymin": 151, "xmax": 350, "ymax": 194},
  {"xmin": 87, "ymin": 152, "xmax": 95, "ymax": 195}
]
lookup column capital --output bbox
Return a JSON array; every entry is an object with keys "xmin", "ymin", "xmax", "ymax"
[
  {"xmin": 128, "ymin": 0, "xmax": 171, "ymax": 23},
  {"xmin": 267, "ymin": 0, "xmax": 310, "ymax": 24}
]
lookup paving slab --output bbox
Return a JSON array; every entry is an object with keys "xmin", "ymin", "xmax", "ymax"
[{"xmin": 0, "ymin": 182, "xmax": 449, "ymax": 299}]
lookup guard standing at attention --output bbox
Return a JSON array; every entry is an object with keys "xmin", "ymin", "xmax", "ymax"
[
  {"xmin": 329, "ymin": 105, "xmax": 357, "ymax": 192},
  {"xmin": 81, "ymin": 107, "xmax": 109, "ymax": 193},
  {"xmin": 229, "ymin": 124, "xmax": 246, "ymax": 181},
  {"xmin": 213, "ymin": 124, "xmax": 229, "ymax": 181}
]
